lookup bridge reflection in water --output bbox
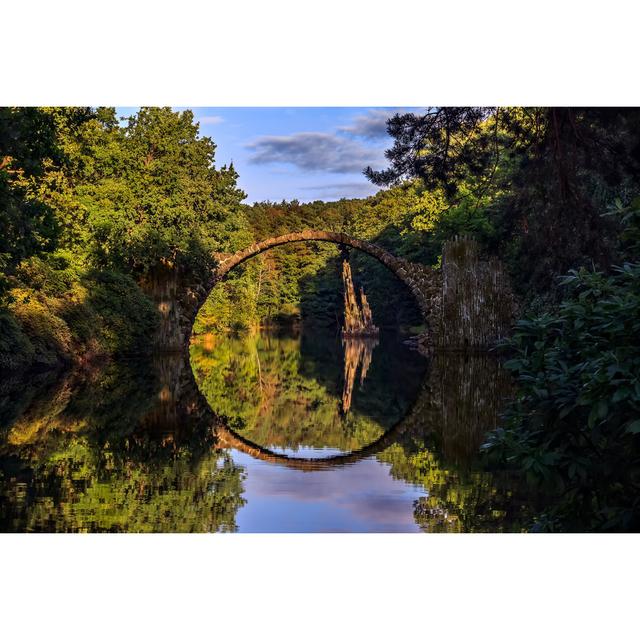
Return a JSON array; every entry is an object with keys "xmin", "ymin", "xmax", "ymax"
[
  {"xmin": 191, "ymin": 331, "xmax": 528, "ymax": 532},
  {"xmin": 0, "ymin": 329, "xmax": 530, "ymax": 532},
  {"xmin": 208, "ymin": 347, "xmax": 512, "ymax": 472}
]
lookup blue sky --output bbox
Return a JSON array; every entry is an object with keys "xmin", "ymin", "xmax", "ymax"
[{"xmin": 115, "ymin": 107, "xmax": 424, "ymax": 203}]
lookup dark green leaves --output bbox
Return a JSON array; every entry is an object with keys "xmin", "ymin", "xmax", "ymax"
[{"xmin": 483, "ymin": 262, "xmax": 640, "ymax": 531}]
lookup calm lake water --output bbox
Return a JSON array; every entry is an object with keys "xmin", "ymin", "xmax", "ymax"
[{"xmin": 0, "ymin": 328, "xmax": 531, "ymax": 532}]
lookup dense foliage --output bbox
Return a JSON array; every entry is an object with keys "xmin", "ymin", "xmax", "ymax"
[
  {"xmin": 482, "ymin": 263, "xmax": 640, "ymax": 531},
  {"xmin": 367, "ymin": 107, "xmax": 640, "ymax": 294},
  {"xmin": 0, "ymin": 107, "xmax": 78, "ymax": 295},
  {"xmin": 0, "ymin": 260, "xmax": 157, "ymax": 370}
]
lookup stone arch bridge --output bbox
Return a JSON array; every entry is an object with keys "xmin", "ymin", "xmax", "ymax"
[
  {"xmin": 154, "ymin": 230, "xmax": 442, "ymax": 350},
  {"xmin": 151, "ymin": 230, "xmax": 513, "ymax": 352}
]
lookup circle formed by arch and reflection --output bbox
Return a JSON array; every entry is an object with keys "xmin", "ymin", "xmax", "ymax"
[{"xmin": 189, "ymin": 230, "xmax": 435, "ymax": 469}]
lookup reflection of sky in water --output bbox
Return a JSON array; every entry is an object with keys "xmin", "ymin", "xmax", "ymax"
[
  {"xmin": 194, "ymin": 332, "xmax": 432, "ymax": 532},
  {"xmin": 268, "ymin": 446, "xmax": 353, "ymax": 459},
  {"xmin": 232, "ymin": 448, "xmax": 426, "ymax": 533}
]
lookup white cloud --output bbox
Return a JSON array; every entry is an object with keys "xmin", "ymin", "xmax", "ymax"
[
  {"xmin": 246, "ymin": 132, "xmax": 384, "ymax": 174},
  {"xmin": 338, "ymin": 109, "xmax": 398, "ymax": 139}
]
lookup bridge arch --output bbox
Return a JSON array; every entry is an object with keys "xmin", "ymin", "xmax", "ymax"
[
  {"xmin": 188, "ymin": 230, "xmax": 439, "ymax": 344},
  {"xmin": 213, "ymin": 417, "xmax": 410, "ymax": 472},
  {"xmin": 210, "ymin": 372, "xmax": 433, "ymax": 471},
  {"xmin": 215, "ymin": 231, "xmax": 417, "ymax": 281}
]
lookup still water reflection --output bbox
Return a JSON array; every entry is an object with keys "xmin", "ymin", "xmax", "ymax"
[{"xmin": 0, "ymin": 328, "xmax": 531, "ymax": 532}]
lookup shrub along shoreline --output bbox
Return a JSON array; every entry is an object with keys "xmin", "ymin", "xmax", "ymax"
[
  {"xmin": 483, "ymin": 262, "xmax": 640, "ymax": 531},
  {"xmin": 0, "ymin": 259, "xmax": 158, "ymax": 372}
]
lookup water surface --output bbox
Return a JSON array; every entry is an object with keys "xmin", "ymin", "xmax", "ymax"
[{"xmin": 0, "ymin": 328, "xmax": 530, "ymax": 532}]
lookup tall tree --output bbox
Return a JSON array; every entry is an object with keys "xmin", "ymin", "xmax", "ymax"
[
  {"xmin": 74, "ymin": 107, "xmax": 247, "ymax": 279},
  {"xmin": 0, "ymin": 108, "xmax": 62, "ymax": 294}
]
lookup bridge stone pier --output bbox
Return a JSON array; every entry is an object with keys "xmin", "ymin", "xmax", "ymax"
[{"xmin": 151, "ymin": 231, "xmax": 514, "ymax": 353}]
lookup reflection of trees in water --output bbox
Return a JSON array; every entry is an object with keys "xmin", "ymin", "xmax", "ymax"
[
  {"xmin": 341, "ymin": 337, "xmax": 378, "ymax": 413},
  {"xmin": 0, "ymin": 356, "xmax": 246, "ymax": 532},
  {"xmin": 377, "ymin": 353, "xmax": 531, "ymax": 532},
  {"xmin": 0, "ymin": 339, "xmax": 536, "ymax": 532},
  {"xmin": 190, "ymin": 329, "xmax": 426, "ymax": 454}
]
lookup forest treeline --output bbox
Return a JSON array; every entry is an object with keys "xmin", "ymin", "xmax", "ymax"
[
  {"xmin": 1, "ymin": 106, "xmax": 640, "ymax": 531},
  {"xmin": 4, "ymin": 107, "xmax": 639, "ymax": 351}
]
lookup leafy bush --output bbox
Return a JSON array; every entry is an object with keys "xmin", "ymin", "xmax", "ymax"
[
  {"xmin": 604, "ymin": 197, "xmax": 640, "ymax": 261},
  {"xmin": 15, "ymin": 255, "xmax": 80, "ymax": 296},
  {"xmin": 87, "ymin": 270, "xmax": 159, "ymax": 354},
  {"xmin": 9, "ymin": 289, "xmax": 74, "ymax": 366},
  {"xmin": 483, "ymin": 263, "xmax": 640, "ymax": 531}
]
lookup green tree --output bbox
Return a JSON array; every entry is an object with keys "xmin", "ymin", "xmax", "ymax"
[
  {"xmin": 68, "ymin": 107, "xmax": 246, "ymax": 279},
  {"xmin": 366, "ymin": 107, "xmax": 640, "ymax": 292},
  {"xmin": 0, "ymin": 108, "xmax": 71, "ymax": 295}
]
